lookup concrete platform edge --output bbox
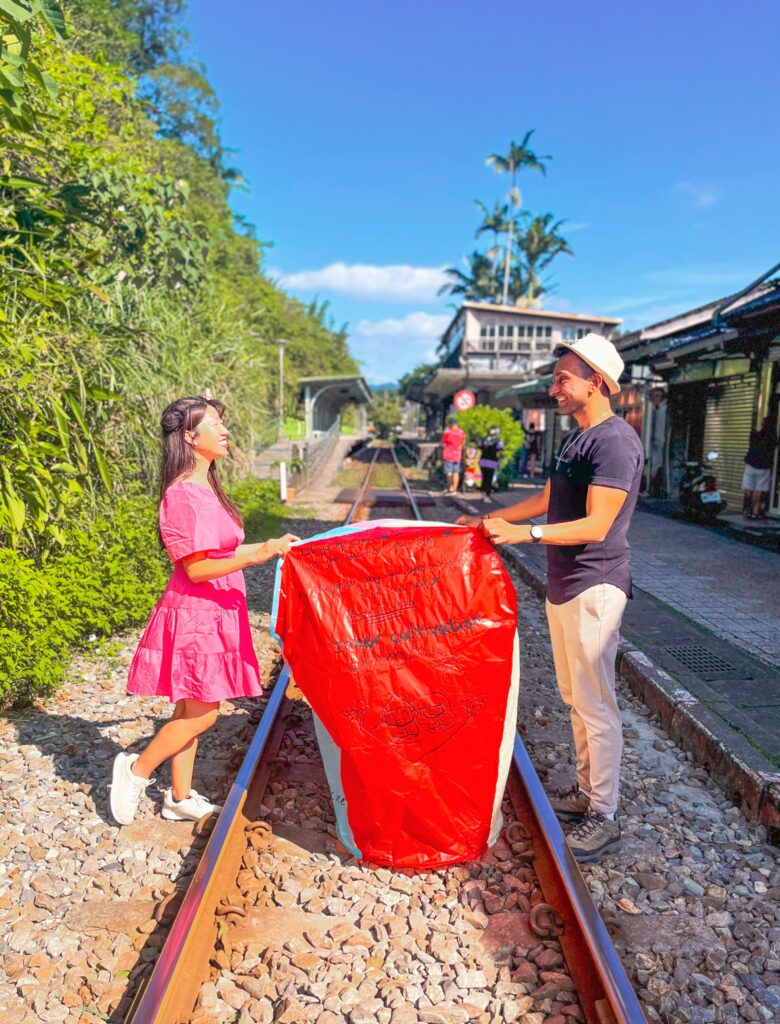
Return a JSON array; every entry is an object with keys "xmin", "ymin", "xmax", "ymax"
[{"xmin": 447, "ymin": 495, "xmax": 780, "ymax": 844}]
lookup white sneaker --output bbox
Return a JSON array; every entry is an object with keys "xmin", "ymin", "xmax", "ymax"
[
  {"xmin": 110, "ymin": 752, "xmax": 153, "ymax": 826},
  {"xmin": 161, "ymin": 788, "xmax": 222, "ymax": 822}
]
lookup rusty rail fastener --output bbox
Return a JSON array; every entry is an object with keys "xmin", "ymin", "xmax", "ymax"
[
  {"xmin": 153, "ymin": 891, "xmax": 181, "ymax": 924},
  {"xmin": 215, "ymin": 902, "xmax": 249, "ymax": 928},
  {"xmin": 503, "ymin": 821, "xmax": 531, "ymax": 845},
  {"xmin": 529, "ymin": 902, "xmax": 565, "ymax": 938},
  {"xmin": 194, "ymin": 810, "xmax": 220, "ymax": 837}
]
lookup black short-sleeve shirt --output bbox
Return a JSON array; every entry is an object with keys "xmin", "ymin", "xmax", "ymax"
[{"xmin": 546, "ymin": 416, "xmax": 644, "ymax": 605}]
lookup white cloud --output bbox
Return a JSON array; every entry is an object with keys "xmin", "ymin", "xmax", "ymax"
[
  {"xmin": 354, "ymin": 311, "xmax": 451, "ymax": 339},
  {"xmin": 277, "ymin": 262, "xmax": 448, "ymax": 303},
  {"xmin": 564, "ymin": 221, "xmax": 591, "ymax": 233},
  {"xmin": 350, "ymin": 312, "xmax": 451, "ymax": 384},
  {"xmin": 673, "ymin": 181, "xmax": 719, "ymax": 208}
]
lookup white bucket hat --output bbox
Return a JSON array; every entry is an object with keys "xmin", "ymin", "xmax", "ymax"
[{"xmin": 554, "ymin": 332, "xmax": 624, "ymax": 395}]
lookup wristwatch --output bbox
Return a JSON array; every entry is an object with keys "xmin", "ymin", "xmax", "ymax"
[{"xmin": 530, "ymin": 525, "xmax": 544, "ymax": 543}]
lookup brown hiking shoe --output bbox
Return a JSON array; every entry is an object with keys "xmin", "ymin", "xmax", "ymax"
[
  {"xmin": 549, "ymin": 785, "xmax": 590, "ymax": 821},
  {"xmin": 566, "ymin": 811, "xmax": 621, "ymax": 863}
]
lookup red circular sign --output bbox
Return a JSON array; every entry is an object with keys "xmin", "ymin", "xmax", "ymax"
[{"xmin": 453, "ymin": 389, "xmax": 476, "ymax": 411}]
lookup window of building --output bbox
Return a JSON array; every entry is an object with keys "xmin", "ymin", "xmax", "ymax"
[
  {"xmin": 480, "ymin": 325, "xmax": 488, "ymax": 338},
  {"xmin": 480, "ymin": 339, "xmax": 496, "ymax": 351},
  {"xmin": 506, "ymin": 325, "xmax": 514, "ymax": 337},
  {"xmin": 516, "ymin": 325, "xmax": 525, "ymax": 338},
  {"xmin": 499, "ymin": 340, "xmax": 513, "ymax": 352},
  {"xmin": 561, "ymin": 327, "xmax": 575, "ymax": 341},
  {"xmin": 536, "ymin": 325, "xmax": 544, "ymax": 338},
  {"xmin": 498, "ymin": 324, "xmax": 505, "ymax": 338},
  {"xmin": 577, "ymin": 328, "xmax": 586, "ymax": 339},
  {"xmin": 545, "ymin": 326, "xmax": 552, "ymax": 338},
  {"xmin": 489, "ymin": 325, "xmax": 496, "ymax": 338},
  {"xmin": 517, "ymin": 343, "xmax": 532, "ymax": 352}
]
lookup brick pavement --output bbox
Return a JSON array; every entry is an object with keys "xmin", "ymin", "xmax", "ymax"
[{"xmin": 459, "ymin": 484, "xmax": 780, "ymax": 669}]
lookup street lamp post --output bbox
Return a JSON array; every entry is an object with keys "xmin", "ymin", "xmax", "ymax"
[{"xmin": 276, "ymin": 339, "xmax": 287, "ymax": 441}]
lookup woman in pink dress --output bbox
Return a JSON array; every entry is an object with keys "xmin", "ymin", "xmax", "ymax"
[{"xmin": 110, "ymin": 396, "xmax": 298, "ymax": 826}]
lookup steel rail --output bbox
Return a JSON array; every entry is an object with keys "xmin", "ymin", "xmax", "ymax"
[
  {"xmin": 510, "ymin": 735, "xmax": 647, "ymax": 1024},
  {"xmin": 389, "ymin": 445, "xmax": 422, "ymax": 520},
  {"xmin": 125, "ymin": 445, "xmax": 645, "ymax": 1023},
  {"xmin": 125, "ymin": 668, "xmax": 289, "ymax": 1024},
  {"xmin": 344, "ymin": 445, "xmax": 380, "ymax": 524},
  {"xmin": 125, "ymin": 443, "xmax": 415, "ymax": 1023}
]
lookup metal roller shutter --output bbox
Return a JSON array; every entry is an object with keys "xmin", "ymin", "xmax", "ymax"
[{"xmin": 703, "ymin": 373, "xmax": 757, "ymax": 510}]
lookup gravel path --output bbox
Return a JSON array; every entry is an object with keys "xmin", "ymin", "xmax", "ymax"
[
  {"xmin": 0, "ymin": 494, "xmax": 778, "ymax": 1024},
  {"xmin": 195, "ymin": 698, "xmax": 579, "ymax": 1024}
]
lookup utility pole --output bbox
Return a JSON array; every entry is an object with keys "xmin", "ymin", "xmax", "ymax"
[{"xmin": 276, "ymin": 339, "xmax": 287, "ymax": 441}]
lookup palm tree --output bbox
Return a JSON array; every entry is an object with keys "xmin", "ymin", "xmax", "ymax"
[
  {"xmin": 486, "ymin": 131, "xmax": 550, "ymax": 305},
  {"xmin": 516, "ymin": 213, "xmax": 573, "ymax": 303},
  {"xmin": 474, "ymin": 199, "xmax": 510, "ymax": 267},
  {"xmin": 438, "ymin": 250, "xmax": 500, "ymax": 302}
]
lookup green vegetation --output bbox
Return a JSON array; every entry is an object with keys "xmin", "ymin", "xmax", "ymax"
[
  {"xmin": 369, "ymin": 391, "xmax": 402, "ymax": 440},
  {"xmin": 0, "ymin": 1, "xmax": 356, "ymax": 706},
  {"xmin": 454, "ymin": 406, "xmax": 524, "ymax": 483},
  {"xmin": 439, "ymin": 132, "xmax": 572, "ymax": 307}
]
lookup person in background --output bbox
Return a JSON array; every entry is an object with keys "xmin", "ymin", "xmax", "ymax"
[
  {"xmin": 742, "ymin": 416, "xmax": 774, "ymax": 519},
  {"xmin": 109, "ymin": 396, "xmax": 298, "ymax": 827},
  {"xmin": 525, "ymin": 424, "xmax": 541, "ymax": 479},
  {"xmin": 464, "ymin": 445, "xmax": 481, "ymax": 491},
  {"xmin": 441, "ymin": 416, "xmax": 466, "ymax": 494},
  {"xmin": 458, "ymin": 334, "xmax": 643, "ymax": 862},
  {"xmin": 479, "ymin": 425, "xmax": 504, "ymax": 503}
]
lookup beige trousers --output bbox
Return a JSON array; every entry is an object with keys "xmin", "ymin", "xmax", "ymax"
[{"xmin": 545, "ymin": 583, "xmax": 627, "ymax": 815}]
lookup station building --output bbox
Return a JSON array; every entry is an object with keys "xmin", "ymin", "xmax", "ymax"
[{"xmin": 407, "ymin": 300, "xmax": 621, "ymax": 461}]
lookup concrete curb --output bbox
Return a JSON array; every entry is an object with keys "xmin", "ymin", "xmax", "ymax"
[{"xmin": 447, "ymin": 494, "xmax": 780, "ymax": 844}]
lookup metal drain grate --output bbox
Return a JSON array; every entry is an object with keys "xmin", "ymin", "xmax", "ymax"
[{"xmin": 665, "ymin": 643, "xmax": 739, "ymax": 680}]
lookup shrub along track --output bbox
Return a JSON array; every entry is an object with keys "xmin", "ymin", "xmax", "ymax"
[{"xmin": 123, "ymin": 444, "xmax": 644, "ymax": 1024}]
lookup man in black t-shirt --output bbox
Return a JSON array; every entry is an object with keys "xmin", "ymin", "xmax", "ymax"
[{"xmin": 458, "ymin": 334, "xmax": 644, "ymax": 863}]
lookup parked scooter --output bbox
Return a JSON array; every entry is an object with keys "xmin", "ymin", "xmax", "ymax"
[{"xmin": 678, "ymin": 452, "xmax": 726, "ymax": 522}]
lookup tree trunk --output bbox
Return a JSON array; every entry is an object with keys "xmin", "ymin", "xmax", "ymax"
[{"xmin": 501, "ymin": 218, "xmax": 514, "ymax": 305}]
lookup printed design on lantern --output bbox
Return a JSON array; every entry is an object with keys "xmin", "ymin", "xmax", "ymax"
[
  {"xmin": 342, "ymin": 703, "xmax": 368, "ymax": 729},
  {"xmin": 341, "ymin": 690, "xmax": 484, "ymax": 763},
  {"xmin": 461, "ymin": 694, "xmax": 487, "ymax": 723}
]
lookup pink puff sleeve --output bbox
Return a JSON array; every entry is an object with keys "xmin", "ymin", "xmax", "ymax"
[{"xmin": 159, "ymin": 487, "xmax": 222, "ymax": 563}]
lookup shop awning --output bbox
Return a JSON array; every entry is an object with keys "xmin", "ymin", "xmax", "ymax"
[{"xmin": 496, "ymin": 374, "xmax": 553, "ymax": 399}]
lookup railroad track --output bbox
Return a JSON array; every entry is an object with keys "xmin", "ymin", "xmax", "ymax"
[{"xmin": 126, "ymin": 444, "xmax": 646, "ymax": 1024}]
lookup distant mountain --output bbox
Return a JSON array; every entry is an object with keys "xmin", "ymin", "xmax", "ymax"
[{"xmin": 370, "ymin": 382, "xmax": 399, "ymax": 393}]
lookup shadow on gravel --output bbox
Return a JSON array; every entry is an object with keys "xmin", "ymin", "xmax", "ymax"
[
  {"xmin": 8, "ymin": 705, "xmax": 251, "ymax": 828},
  {"xmin": 9, "ymin": 709, "xmax": 129, "ymax": 826}
]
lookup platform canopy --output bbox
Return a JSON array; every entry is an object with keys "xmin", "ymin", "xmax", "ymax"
[{"xmin": 300, "ymin": 374, "xmax": 373, "ymax": 435}]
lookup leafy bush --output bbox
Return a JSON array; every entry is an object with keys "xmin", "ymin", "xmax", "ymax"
[
  {"xmin": 230, "ymin": 477, "xmax": 286, "ymax": 541},
  {"xmin": 0, "ymin": 491, "xmax": 167, "ymax": 709},
  {"xmin": 455, "ymin": 406, "xmax": 525, "ymax": 469},
  {"xmin": 0, "ymin": 479, "xmax": 293, "ymax": 708}
]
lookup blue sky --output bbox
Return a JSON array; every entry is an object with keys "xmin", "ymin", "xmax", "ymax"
[{"xmin": 189, "ymin": 0, "xmax": 779, "ymax": 384}]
